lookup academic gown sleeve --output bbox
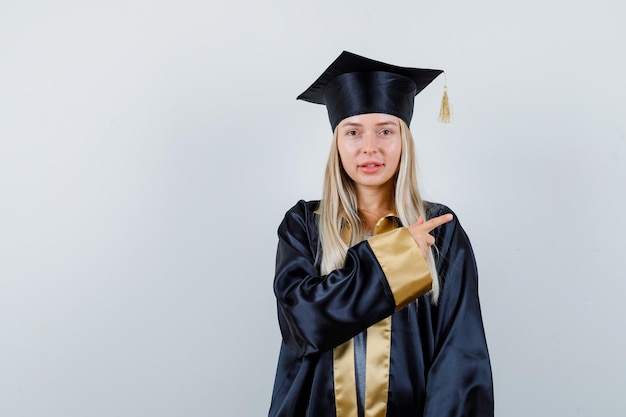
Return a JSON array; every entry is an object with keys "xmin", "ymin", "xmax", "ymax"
[
  {"xmin": 274, "ymin": 200, "xmax": 394, "ymax": 357},
  {"xmin": 274, "ymin": 200, "xmax": 428, "ymax": 357},
  {"xmin": 421, "ymin": 204, "xmax": 494, "ymax": 417}
]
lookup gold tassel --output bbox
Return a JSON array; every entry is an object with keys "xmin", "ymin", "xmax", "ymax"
[{"xmin": 439, "ymin": 75, "xmax": 451, "ymax": 124}]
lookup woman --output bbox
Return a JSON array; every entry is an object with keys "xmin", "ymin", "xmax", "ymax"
[{"xmin": 269, "ymin": 51, "xmax": 494, "ymax": 417}]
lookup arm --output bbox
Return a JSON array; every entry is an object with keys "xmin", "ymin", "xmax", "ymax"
[
  {"xmin": 274, "ymin": 201, "xmax": 430, "ymax": 357},
  {"xmin": 423, "ymin": 212, "xmax": 494, "ymax": 417}
]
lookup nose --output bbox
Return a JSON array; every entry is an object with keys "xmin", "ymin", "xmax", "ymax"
[{"xmin": 361, "ymin": 132, "xmax": 378, "ymax": 154}]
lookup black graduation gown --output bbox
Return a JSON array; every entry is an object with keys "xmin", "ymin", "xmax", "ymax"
[{"xmin": 269, "ymin": 200, "xmax": 493, "ymax": 417}]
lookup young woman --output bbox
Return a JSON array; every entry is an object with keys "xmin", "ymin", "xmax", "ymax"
[{"xmin": 269, "ymin": 51, "xmax": 494, "ymax": 417}]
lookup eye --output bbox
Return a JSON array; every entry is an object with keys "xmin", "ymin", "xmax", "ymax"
[
  {"xmin": 380, "ymin": 129, "xmax": 393, "ymax": 136},
  {"xmin": 346, "ymin": 130, "xmax": 359, "ymax": 136}
]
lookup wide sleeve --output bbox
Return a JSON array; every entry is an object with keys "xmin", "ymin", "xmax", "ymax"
[
  {"xmin": 423, "ymin": 210, "xmax": 494, "ymax": 417},
  {"xmin": 274, "ymin": 201, "xmax": 429, "ymax": 357}
]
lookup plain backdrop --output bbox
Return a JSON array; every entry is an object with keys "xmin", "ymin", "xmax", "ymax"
[{"xmin": 1, "ymin": 1, "xmax": 625, "ymax": 416}]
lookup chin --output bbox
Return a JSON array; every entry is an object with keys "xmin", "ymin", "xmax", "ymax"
[{"xmin": 355, "ymin": 178, "xmax": 395, "ymax": 189}]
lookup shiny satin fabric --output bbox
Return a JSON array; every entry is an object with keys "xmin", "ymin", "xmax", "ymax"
[
  {"xmin": 269, "ymin": 200, "xmax": 493, "ymax": 417},
  {"xmin": 323, "ymin": 72, "xmax": 418, "ymax": 130},
  {"xmin": 296, "ymin": 51, "xmax": 444, "ymax": 130},
  {"xmin": 333, "ymin": 338, "xmax": 358, "ymax": 417},
  {"xmin": 334, "ymin": 214, "xmax": 398, "ymax": 417},
  {"xmin": 368, "ymin": 227, "xmax": 432, "ymax": 310},
  {"xmin": 363, "ymin": 317, "xmax": 392, "ymax": 417}
]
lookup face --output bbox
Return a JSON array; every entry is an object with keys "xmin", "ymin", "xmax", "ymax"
[{"xmin": 336, "ymin": 113, "xmax": 402, "ymax": 193}]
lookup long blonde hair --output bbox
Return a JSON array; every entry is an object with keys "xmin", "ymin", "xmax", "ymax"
[{"xmin": 318, "ymin": 118, "xmax": 440, "ymax": 303}]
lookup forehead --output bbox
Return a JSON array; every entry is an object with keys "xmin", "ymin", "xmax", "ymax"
[{"xmin": 338, "ymin": 113, "xmax": 400, "ymax": 128}]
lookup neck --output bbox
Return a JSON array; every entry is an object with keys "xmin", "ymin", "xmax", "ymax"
[
  {"xmin": 355, "ymin": 179, "xmax": 394, "ymax": 209},
  {"xmin": 355, "ymin": 184, "xmax": 395, "ymax": 232}
]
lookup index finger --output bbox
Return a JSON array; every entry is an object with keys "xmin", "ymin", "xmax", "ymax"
[{"xmin": 421, "ymin": 213, "xmax": 454, "ymax": 232}]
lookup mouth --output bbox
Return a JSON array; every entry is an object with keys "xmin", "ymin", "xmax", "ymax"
[
  {"xmin": 357, "ymin": 161, "xmax": 384, "ymax": 173},
  {"xmin": 358, "ymin": 162, "xmax": 383, "ymax": 168}
]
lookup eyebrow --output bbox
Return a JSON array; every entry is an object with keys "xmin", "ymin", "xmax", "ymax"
[{"xmin": 340, "ymin": 120, "xmax": 399, "ymax": 128}]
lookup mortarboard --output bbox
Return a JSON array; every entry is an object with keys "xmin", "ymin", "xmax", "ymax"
[{"xmin": 297, "ymin": 51, "xmax": 449, "ymax": 130}]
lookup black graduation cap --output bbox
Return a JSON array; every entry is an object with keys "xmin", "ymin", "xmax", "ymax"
[{"xmin": 297, "ymin": 51, "xmax": 448, "ymax": 130}]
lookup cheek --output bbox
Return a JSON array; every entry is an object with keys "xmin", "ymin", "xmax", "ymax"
[
  {"xmin": 388, "ymin": 143, "xmax": 402, "ymax": 169},
  {"xmin": 337, "ymin": 142, "xmax": 355, "ymax": 165}
]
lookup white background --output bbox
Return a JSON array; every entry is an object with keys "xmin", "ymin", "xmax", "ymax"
[{"xmin": 1, "ymin": 1, "xmax": 625, "ymax": 416}]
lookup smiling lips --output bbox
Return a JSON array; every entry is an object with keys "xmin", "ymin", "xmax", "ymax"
[{"xmin": 358, "ymin": 161, "xmax": 384, "ymax": 173}]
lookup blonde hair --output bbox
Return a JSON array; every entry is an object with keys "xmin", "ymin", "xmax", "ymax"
[{"xmin": 318, "ymin": 118, "xmax": 440, "ymax": 303}]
